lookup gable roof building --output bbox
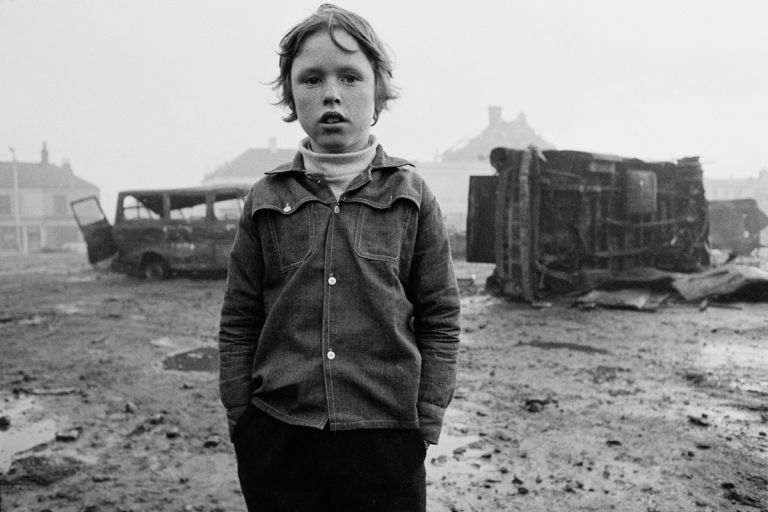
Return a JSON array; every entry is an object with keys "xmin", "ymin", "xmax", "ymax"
[
  {"xmin": 417, "ymin": 107, "xmax": 556, "ymax": 241},
  {"xmin": 1, "ymin": 143, "xmax": 99, "ymax": 252},
  {"xmin": 0, "ymin": 159, "xmax": 97, "ymax": 190},
  {"xmin": 440, "ymin": 107, "xmax": 556, "ymax": 163},
  {"xmin": 202, "ymin": 138, "xmax": 295, "ymax": 186}
]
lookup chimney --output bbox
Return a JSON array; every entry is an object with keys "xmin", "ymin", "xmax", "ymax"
[
  {"xmin": 41, "ymin": 141, "xmax": 49, "ymax": 164},
  {"xmin": 488, "ymin": 106, "xmax": 502, "ymax": 127},
  {"xmin": 268, "ymin": 137, "xmax": 277, "ymax": 153}
]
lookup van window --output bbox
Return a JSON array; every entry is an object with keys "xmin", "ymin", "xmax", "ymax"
[
  {"xmin": 169, "ymin": 194, "xmax": 207, "ymax": 221},
  {"xmin": 213, "ymin": 192, "xmax": 244, "ymax": 220},
  {"xmin": 122, "ymin": 194, "xmax": 162, "ymax": 220}
]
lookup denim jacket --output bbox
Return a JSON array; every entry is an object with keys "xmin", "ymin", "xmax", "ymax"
[{"xmin": 219, "ymin": 145, "xmax": 460, "ymax": 444}]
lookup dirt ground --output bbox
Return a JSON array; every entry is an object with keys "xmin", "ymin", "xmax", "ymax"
[{"xmin": 1, "ymin": 251, "xmax": 767, "ymax": 512}]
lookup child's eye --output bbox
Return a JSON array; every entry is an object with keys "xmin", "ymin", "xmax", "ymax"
[
  {"xmin": 341, "ymin": 75, "xmax": 361, "ymax": 84},
  {"xmin": 302, "ymin": 76, "xmax": 321, "ymax": 86}
]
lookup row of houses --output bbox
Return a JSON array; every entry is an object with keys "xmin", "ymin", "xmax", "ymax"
[{"xmin": 4, "ymin": 108, "xmax": 767, "ymax": 253}]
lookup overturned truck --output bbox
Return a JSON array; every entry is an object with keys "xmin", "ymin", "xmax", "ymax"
[{"xmin": 467, "ymin": 147, "xmax": 709, "ymax": 300}]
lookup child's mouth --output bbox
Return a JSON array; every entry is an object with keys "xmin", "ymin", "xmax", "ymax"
[{"xmin": 320, "ymin": 112, "xmax": 345, "ymax": 124}]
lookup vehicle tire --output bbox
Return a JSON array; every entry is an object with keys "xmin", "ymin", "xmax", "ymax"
[
  {"xmin": 142, "ymin": 258, "xmax": 169, "ymax": 281},
  {"xmin": 485, "ymin": 274, "xmax": 503, "ymax": 296}
]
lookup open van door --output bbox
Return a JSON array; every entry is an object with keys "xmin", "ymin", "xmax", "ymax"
[{"xmin": 70, "ymin": 196, "xmax": 117, "ymax": 264}]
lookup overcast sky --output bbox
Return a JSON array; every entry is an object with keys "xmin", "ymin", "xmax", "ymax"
[{"xmin": 2, "ymin": 0, "xmax": 767, "ymax": 215}]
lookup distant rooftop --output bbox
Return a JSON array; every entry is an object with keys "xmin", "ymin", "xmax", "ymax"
[
  {"xmin": 203, "ymin": 138, "xmax": 295, "ymax": 184},
  {"xmin": 0, "ymin": 143, "xmax": 97, "ymax": 190},
  {"xmin": 440, "ymin": 106, "xmax": 556, "ymax": 162}
]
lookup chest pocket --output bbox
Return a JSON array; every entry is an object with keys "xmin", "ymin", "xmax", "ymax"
[
  {"xmin": 265, "ymin": 203, "xmax": 315, "ymax": 272},
  {"xmin": 354, "ymin": 199, "xmax": 414, "ymax": 262}
]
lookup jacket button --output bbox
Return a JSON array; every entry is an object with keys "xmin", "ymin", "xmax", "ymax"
[
  {"xmin": 333, "ymin": 205, "xmax": 340, "ymax": 214},
  {"xmin": 327, "ymin": 350, "xmax": 336, "ymax": 360},
  {"xmin": 328, "ymin": 276, "xmax": 337, "ymax": 285}
]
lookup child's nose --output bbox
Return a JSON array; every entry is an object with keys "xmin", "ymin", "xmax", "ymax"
[{"xmin": 322, "ymin": 82, "xmax": 342, "ymax": 105}]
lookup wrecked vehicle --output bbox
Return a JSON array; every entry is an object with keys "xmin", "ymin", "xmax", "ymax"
[
  {"xmin": 708, "ymin": 199, "xmax": 768, "ymax": 256},
  {"xmin": 466, "ymin": 147, "xmax": 710, "ymax": 301},
  {"xmin": 71, "ymin": 185, "xmax": 248, "ymax": 279}
]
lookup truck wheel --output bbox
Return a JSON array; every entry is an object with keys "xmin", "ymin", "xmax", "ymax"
[{"xmin": 142, "ymin": 259, "xmax": 169, "ymax": 281}]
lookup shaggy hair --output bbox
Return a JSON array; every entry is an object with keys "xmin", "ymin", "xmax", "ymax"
[{"xmin": 272, "ymin": 4, "xmax": 398, "ymax": 125}]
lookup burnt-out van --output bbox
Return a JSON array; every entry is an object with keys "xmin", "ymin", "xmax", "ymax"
[{"xmin": 71, "ymin": 185, "xmax": 249, "ymax": 280}]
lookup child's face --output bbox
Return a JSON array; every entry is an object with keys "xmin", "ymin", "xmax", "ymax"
[{"xmin": 291, "ymin": 28, "xmax": 376, "ymax": 154}]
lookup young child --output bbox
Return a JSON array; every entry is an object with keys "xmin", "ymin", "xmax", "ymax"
[{"xmin": 219, "ymin": 4, "xmax": 460, "ymax": 511}]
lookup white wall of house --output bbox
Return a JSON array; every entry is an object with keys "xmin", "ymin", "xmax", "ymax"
[
  {"xmin": 415, "ymin": 161, "xmax": 495, "ymax": 233},
  {"xmin": 0, "ymin": 186, "xmax": 98, "ymax": 252}
]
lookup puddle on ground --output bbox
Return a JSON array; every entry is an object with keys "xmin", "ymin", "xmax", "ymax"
[
  {"xmin": 720, "ymin": 407, "xmax": 762, "ymax": 423},
  {"xmin": 54, "ymin": 303, "xmax": 87, "ymax": 315},
  {"xmin": 151, "ymin": 336, "xmax": 177, "ymax": 348},
  {"xmin": 0, "ymin": 395, "xmax": 58, "ymax": 474},
  {"xmin": 65, "ymin": 275, "xmax": 97, "ymax": 283},
  {"xmin": 738, "ymin": 381, "xmax": 768, "ymax": 394},
  {"xmin": 519, "ymin": 340, "xmax": 611, "ymax": 354},
  {"xmin": 162, "ymin": 347, "xmax": 218, "ymax": 372}
]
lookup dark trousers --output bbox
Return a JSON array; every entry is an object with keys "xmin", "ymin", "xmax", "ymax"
[{"xmin": 232, "ymin": 405, "xmax": 427, "ymax": 512}]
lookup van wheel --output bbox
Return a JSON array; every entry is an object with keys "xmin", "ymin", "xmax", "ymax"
[
  {"xmin": 485, "ymin": 274, "xmax": 503, "ymax": 296},
  {"xmin": 143, "ymin": 259, "xmax": 169, "ymax": 281}
]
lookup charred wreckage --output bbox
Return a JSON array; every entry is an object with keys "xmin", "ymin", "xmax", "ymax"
[{"xmin": 466, "ymin": 147, "xmax": 768, "ymax": 305}]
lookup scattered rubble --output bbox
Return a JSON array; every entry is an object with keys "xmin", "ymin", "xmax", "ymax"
[
  {"xmin": 2, "ymin": 253, "xmax": 767, "ymax": 511},
  {"xmin": 2, "ymin": 453, "xmax": 87, "ymax": 486},
  {"xmin": 688, "ymin": 415, "xmax": 711, "ymax": 428},
  {"xmin": 673, "ymin": 265, "xmax": 768, "ymax": 302},
  {"xmin": 15, "ymin": 387, "xmax": 78, "ymax": 396},
  {"xmin": 523, "ymin": 397, "xmax": 557, "ymax": 413},
  {"xmin": 55, "ymin": 427, "xmax": 83, "ymax": 442},
  {"xmin": 574, "ymin": 288, "xmax": 669, "ymax": 311}
]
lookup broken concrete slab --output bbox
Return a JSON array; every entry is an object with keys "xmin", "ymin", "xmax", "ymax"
[
  {"xmin": 55, "ymin": 427, "xmax": 82, "ymax": 442},
  {"xmin": 17, "ymin": 387, "xmax": 78, "ymax": 396},
  {"xmin": 574, "ymin": 288, "xmax": 669, "ymax": 311},
  {"xmin": 672, "ymin": 265, "xmax": 768, "ymax": 302},
  {"xmin": 2, "ymin": 452, "xmax": 88, "ymax": 486},
  {"xmin": 594, "ymin": 267, "xmax": 684, "ymax": 292}
]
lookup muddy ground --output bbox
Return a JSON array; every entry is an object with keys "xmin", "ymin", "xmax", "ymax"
[{"xmin": 1, "ymin": 252, "xmax": 767, "ymax": 512}]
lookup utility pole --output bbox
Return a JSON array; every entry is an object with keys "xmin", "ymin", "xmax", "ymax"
[{"xmin": 8, "ymin": 147, "xmax": 23, "ymax": 252}]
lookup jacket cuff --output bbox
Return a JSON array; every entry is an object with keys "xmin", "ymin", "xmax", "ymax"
[{"xmin": 418, "ymin": 401, "xmax": 446, "ymax": 445}]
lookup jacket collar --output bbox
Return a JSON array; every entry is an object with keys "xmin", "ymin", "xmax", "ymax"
[{"xmin": 254, "ymin": 144, "xmax": 420, "ymax": 213}]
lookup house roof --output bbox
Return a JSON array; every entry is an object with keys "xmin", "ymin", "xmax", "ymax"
[
  {"xmin": 441, "ymin": 109, "xmax": 556, "ymax": 162},
  {"xmin": 203, "ymin": 147, "xmax": 296, "ymax": 183},
  {"xmin": 0, "ymin": 161, "xmax": 98, "ymax": 190}
]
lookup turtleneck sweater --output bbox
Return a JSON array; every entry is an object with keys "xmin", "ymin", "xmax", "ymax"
[{"xmin": 298, "ymin": 136, "xmax": 378, "ymax": 199}]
